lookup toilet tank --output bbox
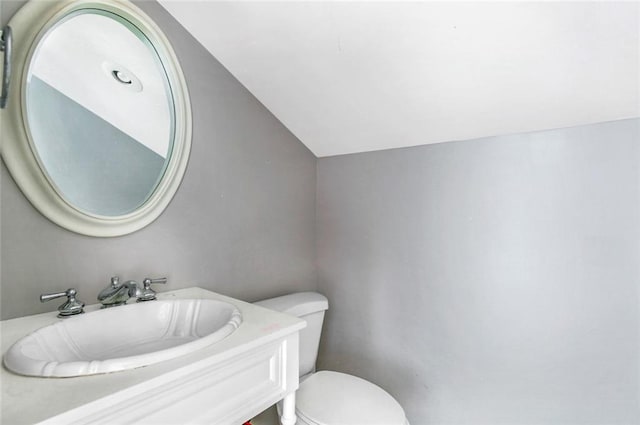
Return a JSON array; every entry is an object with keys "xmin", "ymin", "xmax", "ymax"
[{"xmin": 254, "ymin": 292, "xmax": 328, "ymax": 379}]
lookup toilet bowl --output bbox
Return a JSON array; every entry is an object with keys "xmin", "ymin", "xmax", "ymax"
[
  {"xmin": 294, "ymin": 370, "xmax": 407, "ymax": 425},
  {"xmin": 254, "ymin": 292, "xmax": 408, "ymax": 425}
]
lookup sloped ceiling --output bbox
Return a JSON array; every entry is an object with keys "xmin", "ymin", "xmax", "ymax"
[{"xmin": 159, "ymin": 1, "xmax": 639, "ymax": 157}]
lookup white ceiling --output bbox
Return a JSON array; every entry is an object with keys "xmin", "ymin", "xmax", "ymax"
[{"xmin": 159, "ymin": 1, "xmax": 639, "ymax": 157}]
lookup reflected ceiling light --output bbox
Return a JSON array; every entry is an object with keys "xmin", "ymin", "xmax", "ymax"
[
  {"xmin": 101, "ymin": 61, "xmax": 142, "ymax": 92},
  {"xmin": 112, "ymin": 69, "xmax": 132, "ymax": 84}
]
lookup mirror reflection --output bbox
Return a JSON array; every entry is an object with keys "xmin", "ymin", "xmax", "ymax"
[{"xmin": 26, "ymin": 10, "xmax": 174, "ymax": 216}]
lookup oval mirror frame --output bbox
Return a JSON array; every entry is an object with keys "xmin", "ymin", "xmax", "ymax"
[{"xmin": 1, "ymin": 0, "xmax": 191, "ymax": 237}]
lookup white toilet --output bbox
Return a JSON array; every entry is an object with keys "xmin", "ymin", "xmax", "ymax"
[{"xmin": 255, "ymin": 292, "xmax": 408, "ymax": 425}]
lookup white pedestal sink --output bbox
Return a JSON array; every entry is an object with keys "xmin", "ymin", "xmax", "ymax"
[
  {"xmin": 4, "ymin": 299, "xmax": 243, "ymax": 377},
  {"xmin": 1, "ymin": 288, "xmax": 305, "ymax": 425}
]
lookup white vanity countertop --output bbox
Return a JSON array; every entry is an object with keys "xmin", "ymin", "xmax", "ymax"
[{"xmin": 1, "ymin": 287, "xmax": 305, "ymax": 425}]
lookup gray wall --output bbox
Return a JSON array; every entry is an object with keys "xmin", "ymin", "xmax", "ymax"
[
  {"xmin": 316, "ymin": 119, "xmax": 639, "ymax": 424},
  {"xmin": 0, "ymin": 1, "xmax": 317, "ymax": 320}
]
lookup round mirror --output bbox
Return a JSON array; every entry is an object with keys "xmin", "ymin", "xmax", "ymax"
[{"xmin": 1, "ymin": 0, "xmax": 191, "ymax": 236}]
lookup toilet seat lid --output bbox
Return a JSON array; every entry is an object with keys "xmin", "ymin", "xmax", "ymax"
[{"xmin": 296, "ymin": 371, "xmax": 406, "ymax": 425}]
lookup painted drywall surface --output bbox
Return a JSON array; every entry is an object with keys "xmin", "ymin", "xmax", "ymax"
[
  {"xmin": 316, "ymin": 119, "xmax": 639, "ymax": 424},
  {"xmin": 0, "ymin": 0, "xmax": 317, "ymax": 320}
]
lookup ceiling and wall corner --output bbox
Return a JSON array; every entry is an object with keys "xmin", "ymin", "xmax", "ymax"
[{"xmin": 158, "ymin": 1, "xmax": 639, "ymax": 157}]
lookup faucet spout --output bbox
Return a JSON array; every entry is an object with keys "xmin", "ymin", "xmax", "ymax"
[
  {"xmin": 98, "ymin": 276, "xmax": 140, "ymax": 308},
  {"xmin": 125, "ymin": 280, "xmax": 142, "ymax": 299}
]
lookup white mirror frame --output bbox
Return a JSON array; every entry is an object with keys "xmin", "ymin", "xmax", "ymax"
[{"xmin": 1, "ymin": 0, "xmax": 191, "ymax": 237}]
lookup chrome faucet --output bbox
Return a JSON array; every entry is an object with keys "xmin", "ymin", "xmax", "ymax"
[
  {"xmin": 139, "ymin": 277, "xmax": 167, "ymax": 301},
  {"xmin": 98, "ymin": 276, "xmax": 167, "ymax": 307},
  {"xmin": 40, "ymin": 288, "xmax": 85, "ymax": 317},
  {"xmin": 97, "ymin": 276, "xmax": 140, "ymax": 307}
]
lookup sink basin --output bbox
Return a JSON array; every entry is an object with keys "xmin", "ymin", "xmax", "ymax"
[{"xmin": 3, "ymin": 299, "xmax": 242, "ymax": 377}]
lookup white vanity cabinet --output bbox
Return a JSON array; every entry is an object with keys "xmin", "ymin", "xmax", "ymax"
[{"xmin": 1, "ymin": 288, "xmax": 304, "ymax": 425}]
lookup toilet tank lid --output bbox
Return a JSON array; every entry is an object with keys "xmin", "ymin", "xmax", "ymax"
[{"xmin": 254, "ymin": 292, "xmax": 328, "ymax": 317}]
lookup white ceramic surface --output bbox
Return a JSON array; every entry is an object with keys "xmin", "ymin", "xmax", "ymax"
[
  {"xmin": 1, "ymin": 288, "xmax": 304, "ymax": 425},
  {"xmin": 3, "ymin": 298, "xmax": 242, "ymax": 377}
]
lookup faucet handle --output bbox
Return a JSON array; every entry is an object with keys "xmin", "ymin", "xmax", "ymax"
[
  {"xmin": 40, "ymin": 288, "xmax": 85, "ymax": 317},
  {"xmin": 138, "ymin": 277, "xmax": 167, "ymax": 302},
  {"xmin": 110, "ymin": 276, "xmax": 120, "ymax": 287},
  {"xmin": 143, "ymin": 277, "xmax": 167, "ymax": 287}
]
